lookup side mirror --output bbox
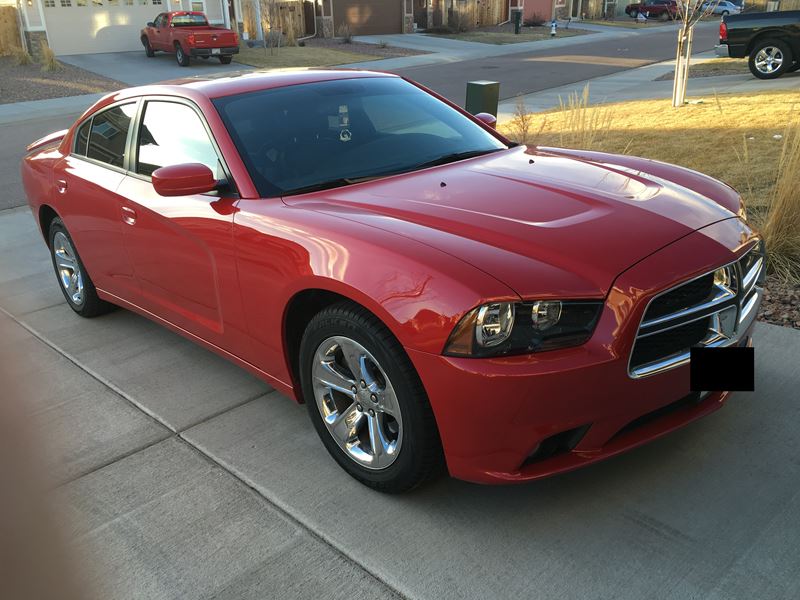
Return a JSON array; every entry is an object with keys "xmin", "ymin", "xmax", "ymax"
[
  {"xmin": 474, "ymin": 112, "xmax": 497, "ymax": 129},
  {"xmin": 146, "ymin": 21, "xmax": 155, "ymax": 27},
  {"xmin": 152, "ymin": 163, "xmax": 217, "ymax": 196}
]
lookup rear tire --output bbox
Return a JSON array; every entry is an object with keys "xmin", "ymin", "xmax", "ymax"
[
  {"xmin": 48, "ymin": 218, "xmax": 114, "ymax": 318},
  {"xmin": 749, "ymin": 39, "xmax": 791, "ymax": 79},
  {"xmin": 175, "ymin": 43, "xmax": 190, "ymax": 67},
  {"xmin": 299, "ymin": 302, "xmax": 444, "ymax": 493},
  {"xmin": 219, "ymin": 55, "xmax": 232, "ymax": 64},
  {"xmin": 142, "ymin": 36, "xmax": 155, "ymax": 57}
]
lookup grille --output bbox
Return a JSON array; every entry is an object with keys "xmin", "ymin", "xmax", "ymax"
[
  {"xmin": 630, "ymin": 318, "xmax": 710, "ymax": 367},
  {"xmin": 646, "ymin": 273, "xmax": 715, "ymax": 320},
  {"xmin": 629, "ymin": 242, "xmax": 765, "ymax": 378}
]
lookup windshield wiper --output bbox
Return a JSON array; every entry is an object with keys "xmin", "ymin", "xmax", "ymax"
[
  {"xmin": 282, "ymin": 175, "xmax": 382, "ymax": 197},
  {"xmin": 412, "ymin": 148, "xmax": 505, "ymax": 171}
]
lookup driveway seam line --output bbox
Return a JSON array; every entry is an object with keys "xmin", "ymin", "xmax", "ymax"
[
  {"xmin": 0, "ymin": 304, "xmax": 178, "ymax": 433},
  {"xmin": 2, "ymin": 304, "xmax": 408, "ymax": 597},
  {"xmin": 176, "ymin": 389, "xmax": 277, "ymax": 434},
  {"xmin": 177, "ymin": 435, "xmax": 411, "ymax": 600}
]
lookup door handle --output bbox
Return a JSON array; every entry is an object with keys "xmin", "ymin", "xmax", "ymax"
[
  {"xmin": 121, "ymin": 206, "xmax": 137, "ymax": 225},
  {"xmin": 56, "ymin": 179, "xmax": 67, "ymax": 194}
]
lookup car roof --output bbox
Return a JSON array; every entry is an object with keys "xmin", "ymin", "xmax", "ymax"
[{"xmin": 109, "ymin": 69, "xmax": 399, "ymax": 103}]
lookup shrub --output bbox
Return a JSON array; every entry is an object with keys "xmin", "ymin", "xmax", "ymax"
[
  {"xmin": 39, "ymin": 40, "xmax": 62, "ymax": 72},
  {"xmin": 761, "ymin": 123, "xmax": 800, "ymax": 282},
  {"xmin": 425, "ymin": 25, "xmax": 454, "ymax": 34},
  {"xmin": 556, "ymin": 85, "xmax": 613, "ymax": 150},
  {"xmin": 12, "ymin": 46, "xmax": 32, "ymax": 65},
  {"xmin": 337, "ymin": 23, "xmax": 353, "ymax": 43},
  {"xmin": 524, "ymin": 13, "xmax": 546, "ymax": 27}
]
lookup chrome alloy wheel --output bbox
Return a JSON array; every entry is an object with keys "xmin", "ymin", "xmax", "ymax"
[
  {"xmin": 52, "ymin": 231, "xmax": 84, "ymax": 306},
  {"xmin": 754, "ymin": 46, "xmax": 784, "ymax": 75},
  {"xmin": 312, "ymin": 336, "xmax": 402, "ymax": 470}
]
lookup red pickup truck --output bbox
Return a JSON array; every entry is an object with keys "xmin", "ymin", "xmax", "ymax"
[{"xmin": 141, "ymin": 11, "xmax": 239, "ymax": 67}]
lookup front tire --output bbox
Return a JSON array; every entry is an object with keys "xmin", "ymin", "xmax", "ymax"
[
  {"xmin": 299, "ymin": 302, "xmax": 444, "ymax": 493},
  {"xmin": 749, "ymin": 39, "xmax": 792, "ymax": 79},
  {"xmin": 175, "ymin": 43, "xmax": 190, "ymax": 67},
  {"xmin": 48, "ymin": 218, "xmax": 113, "ymax": 318},
  {"xmin": 142, "ymin": 36, "xmax": 155, "ymax": 57}
]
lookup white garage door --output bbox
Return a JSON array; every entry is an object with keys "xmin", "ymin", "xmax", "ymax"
[{"xmin": 42, "ymin": 0, "xmax": 223, "ymax": 55}]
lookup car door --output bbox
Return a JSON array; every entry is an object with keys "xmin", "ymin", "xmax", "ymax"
[
  {"xmin": 52, "ymin": 102, "xmax": 139, "ymax": 301},
  {"xmin": 151, "ymin": 13, "xmax": 168, "ymax": 50},
  {"xmin": 115, "ymin": 97, "xmax": 249, "ymax": 352}
]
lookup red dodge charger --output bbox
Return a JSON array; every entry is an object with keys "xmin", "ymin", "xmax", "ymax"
[{"xmin": 21, "ymin": 70, "xmax": 764, "ymax": 492}]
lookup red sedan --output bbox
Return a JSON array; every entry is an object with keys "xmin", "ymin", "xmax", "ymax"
[{"xmin": 21, "ymin": 71, "xmax": 764, "ymax": 492}]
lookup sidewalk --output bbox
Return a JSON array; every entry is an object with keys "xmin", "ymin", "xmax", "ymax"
[
  {"xmin": 346, "ymin": 21, "xmax": 702, "ymax": 70},
  {"xmin": 498, "ymin": 51, "xmax": 800, "ymax": 118}
]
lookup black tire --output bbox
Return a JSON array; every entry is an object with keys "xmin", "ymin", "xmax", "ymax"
[
  {"xmin": 789, "ymin": 62, "xmax": 800, "ymax": 72},
  {"xmin": 200, "ymin": 55, "xmax": 209, "ymax": 60},
  {"xmin": 142, "ymin": 36, "xmax": 155, "ymax": 57},
  {"xmin": 48, "ymin": 218, "xmax": 114, "ymax": 318},
  {"xmin": 748, "ymin": 39, "xmax": 792, "ymax": 79},
  {"xmin": 629, "ymin": 9, "xmax": 639, "ymax": 18},
  {"xmin": 175, "ymin": 43, "xmax": 190, "ymax": 67},
  {"xmin": 299, "ymin": 302, "xmax": 444, "ymax": 493},
  {"xmin": 219, "ymin": 55, "xmax": 232, "ymax": 64},
  {"xmin": 659, "ymin": 11, "xmax": 669, "ymax": 21}
]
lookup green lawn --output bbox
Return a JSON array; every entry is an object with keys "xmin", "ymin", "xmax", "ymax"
[{"xmin": 234, "ymin": 45, "xmax": 377, "ymax": 68}]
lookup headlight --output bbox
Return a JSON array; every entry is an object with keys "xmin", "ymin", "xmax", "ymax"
[{"xmin": 444, "ymin": 300, "xmax": 603, "ymax": 357}]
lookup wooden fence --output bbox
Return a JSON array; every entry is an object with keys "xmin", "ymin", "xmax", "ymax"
[{"xmin": 0, "ymin": 6, "xmax": 23, "ymax": 56}]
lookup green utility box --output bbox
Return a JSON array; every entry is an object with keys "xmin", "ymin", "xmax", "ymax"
[
  {"xmin": 512, "ymin": 8, "xmax": 523, "ymax": 34},
  {"xmin": 465, "ymin": 80, "xmax": 500, "ymax": 117}
]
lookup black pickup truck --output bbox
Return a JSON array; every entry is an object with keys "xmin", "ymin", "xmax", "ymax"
[{"xmin": 716, "ymin": 10, "xmax": 800, "ymax": 79}]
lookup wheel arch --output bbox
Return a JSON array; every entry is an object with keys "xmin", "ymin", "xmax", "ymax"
[
  {"xmin": 38, "ymin": 204, "xmax": 59, "ymax": 242},
  {"xmin": 282, "ymin": 287, "xmax": 406, "ymax": 403},
  {"xmin": 746, "ymin": 30, "xmax": 794, "ymax": 55}
]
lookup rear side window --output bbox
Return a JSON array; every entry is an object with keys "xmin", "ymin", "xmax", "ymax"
[
  {"xmin": 86, "ymin": 103, "xmax": 136, "ymax": 168},
  {"xmin": 74, "ymin": 120, "xmax": 91, "ymax": 156},
  {"xmin": 136, "ymin": 100, "xmax": 223, "ymax": 178}
]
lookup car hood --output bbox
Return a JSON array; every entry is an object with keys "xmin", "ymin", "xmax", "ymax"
[{"xmin": 284, "ymin": 146, "xmax": 738, "ymax": 299}]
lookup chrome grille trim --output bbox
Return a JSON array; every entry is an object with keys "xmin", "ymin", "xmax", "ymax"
[{"xmin": 629, "ymin": 241, "xmax": 765, "ymax": 379}]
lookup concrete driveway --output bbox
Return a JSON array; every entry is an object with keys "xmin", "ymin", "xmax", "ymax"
[
  {"xmin": 1, "ymin": 202, "xmax": 799, "ymax": 599},
  {"xmin": 61, "ymin": 50, "xmax": 253, "ymax": 86}
]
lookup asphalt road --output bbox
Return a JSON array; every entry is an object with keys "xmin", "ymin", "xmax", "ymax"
[
  {"xmin": 0, "ymin": 114, "xmax": 79, "ymax": 211},
  {"xmin": 396, "ymin": 22, "xmax": 720, "ymax": 104}
]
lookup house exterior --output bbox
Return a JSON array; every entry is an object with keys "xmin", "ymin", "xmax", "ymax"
[{"xmin": 15, "ymin": 0, "xmax": 234, "ymax": 56}]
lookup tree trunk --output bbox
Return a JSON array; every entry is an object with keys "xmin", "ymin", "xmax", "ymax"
[{"xmin": 671, "ymin": 24, "xmax": 692, "ymax": 107}]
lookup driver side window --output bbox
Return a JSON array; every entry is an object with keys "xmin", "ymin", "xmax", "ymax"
[{"xmin": 135, "ymin": 100, "xmax": 224, "ymax": 180}]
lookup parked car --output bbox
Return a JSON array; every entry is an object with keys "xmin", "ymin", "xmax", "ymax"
[
  {"xmin": 141, "ymin": 11, "xmax": 239, "ymax": 67},
  {"xmin": 21, "ymin": 71, "xmax": 764, "ymax": 492},
  {"xmin": 625, "ymin": 0, "xmax": 678, "ymax": 20},
  {"xmin": 717, "ymin": 10, "xmax": 800, "ymax": 78},
  {"xmin": 702, "ymin": 0, "xmax": 741, "ymax": 15}
]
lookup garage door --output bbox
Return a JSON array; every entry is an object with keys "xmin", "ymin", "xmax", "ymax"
[
  {"xmin": 41, "ymin": 0, "xmax": 223, "ymax": 55},
  {"xmin": 333, "ymin": 0, "xmax": 403, "ymax": 35}
]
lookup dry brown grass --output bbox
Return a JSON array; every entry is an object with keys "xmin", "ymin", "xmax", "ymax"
[
  {"xmin": 499, "ymin": 89, "xmax": 800, "ymax": 280},
  {"xmin": 761, "ymin": 124, "xmax": 800, "ymax": 281},
  {"xmin": 11, "ymin": 46, "xmax": 32, "ymax": 65},
  {"xmin": 39, "ymin": 41, "xmax": 62, "ymax": 72}
]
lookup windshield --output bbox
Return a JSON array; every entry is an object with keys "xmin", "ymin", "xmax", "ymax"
[
  {"xmin": 213, "ymin": 77, "xmax": 508, "ymax": 197},
  {"xmin": 172, "ymin": 14, "xmax": 208, "ymax": 27}
]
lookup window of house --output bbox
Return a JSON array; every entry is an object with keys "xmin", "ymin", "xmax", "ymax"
[
  {"xmin": 191, "ymin": 1, "xmax": 204, "ymax": 12},
  {"xmin": 85, "ymin": 103, "xmax": 136, "ymax": 168},
  {"xmin": 136, "ymin": 101, "xmax": 223, "ymax": 179},
  {"xmin": 44, "ymin": 0, "xmax": 55, "ymax": 7},
  {"xmin": 60, "ymin": 0, "xmax": 72, "ymax": 7}
]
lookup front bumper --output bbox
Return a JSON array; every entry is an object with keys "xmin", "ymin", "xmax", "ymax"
[
  {"xmin": 189, "ymin": 46, "xmax": 239, "ymax": 57},
  {"xmin": 410, "ymin": 219, "xmax": 762, "ymax": 484},
  {"xmin": 715, "ymin": 44, "xmax": 730, "ymax": 58}
]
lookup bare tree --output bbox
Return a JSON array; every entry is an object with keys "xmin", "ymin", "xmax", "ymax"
[{"xmin": 672, "ymin": 0, "xmax": 719, "ymax": 107}]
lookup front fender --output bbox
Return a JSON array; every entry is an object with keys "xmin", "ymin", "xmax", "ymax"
[{"xmin": 233, "ymin": 199, "xmax": 518, "ymax": 389}]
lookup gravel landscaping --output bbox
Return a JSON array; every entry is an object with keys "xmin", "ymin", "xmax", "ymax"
[
  {"xmin": 0, "ymin": 57, "xmax": 124, "ymax": 104},
  {"xmin": 759, "ymin": 276, "xmax": 800, "ymax": 330}
]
